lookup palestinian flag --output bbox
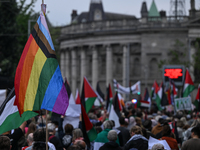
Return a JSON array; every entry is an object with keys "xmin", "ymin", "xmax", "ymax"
[
  {"xmin": 108, "ymin": 92, "xmax": 121, "ymax": 128},
  {"xmin": 75, "ymin": 89, "xmax": 81, "ymax": 104},
  {"xmin": 81, "ymin": 77, "xmax": 97, "ymax": 113},
  {"xmin": 144, "ymin": 88, "xmax": 151, "ymax": 103},
  {"xmin": 194, "ymin": 84, "xmax": 200, "ymax": 111},
  {"xmin": 155, "ymin": 82, "xmax": 168, "ymax": 110},
  {"xmin": 151, "ymin": 80, "xmax": 159, "ymax": 100},
  {"xmin": 0, "ymin": 89, "xmax": 6, "ymax": 106},
  {"xmin": 183, "ymin": 69, "xmax": 195, "ymax": 97},
  {"xmin": 106, "ymin": 84, "xmax": 113, "ymax": 113},
  {"xmin": 81, "ymin": 92, "xmax": 97, "ymax": 148},
  {"xmin": 0, "ymin": 88, "xmax": 38, "ymax": 135},
  {"xmin": 169, "ymin": 79, "xmax": 178, "ymax": 105},
  {"xmin": 161, "ymin": 83, "xmax": 168, "ymax": 107},
  {"xmin": 64, "ymin": 79, "xmax": 75, "ymax": 104},
  {"xmin": 14, "ymin": 12, "xmax": 69, "ymax": 115}
]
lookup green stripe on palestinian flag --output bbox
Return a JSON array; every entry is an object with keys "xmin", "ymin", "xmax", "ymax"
[
  {"xmin": 81, "ymin": 104, "xmax": 97, "ymax": 144},
  {"xmin": 0, "ymin": 89, "xmax": 38, "ymax": 135},
  {"xmin": 94, "ymin": 128, "xmax": 120, "ymax": 149},
  {"xmin": 155, "ymin": 84, "xmax": 162, "ymax": 111},
  {"xmin": 183, "ymin": 69, "xmax": 195, "ymax": 97},
  {"xmin": 83, "ymin": 77, "xmax": 97, "ymax": 113}
]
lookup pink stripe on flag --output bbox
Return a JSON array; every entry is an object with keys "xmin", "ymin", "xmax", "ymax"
[
  {"xmin": 52, "ymin": 83, "xmax": 69, "ymax": 115},
  {"xmin": 40, "ymin": 12, "xmax": 51, "ymax": 36}
]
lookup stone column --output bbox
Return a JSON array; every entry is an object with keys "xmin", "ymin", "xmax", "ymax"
[
  {"xmin": 122, "ymin": 44, "xmax": 130, "ymax": 101},
  {"xmin": 71, "ymin": 48, "xmax": 77, "ymax": 96},
  {"xmin": 80, "ymin": 47, "xmax": 86, "ymax": 89},
  {"xmin": 122, "ymin": 44, "xmax": 129, "ymax": 87},
  {"xmin": 60, "ymin": 50, "xmax": 65, "ymax": 79},
  {"xmin": 65, "ymin": 50, "xmax": 70, "ymax": 81},
  {"xmin": 92, "ymin": 46, "xmax": 98, "ymax": 89},
  {"xmin": 106, "ymin": 45, "xmax": 113, "ymax": 87},
  {"xmin": 189, "ymin": 42, "xmax": 196, "ymax": 81}
]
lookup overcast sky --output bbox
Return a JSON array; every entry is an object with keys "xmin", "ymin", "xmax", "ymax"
[{"xmin": 24, "ymin": 0, "xmax": 199, "ymax": 26}]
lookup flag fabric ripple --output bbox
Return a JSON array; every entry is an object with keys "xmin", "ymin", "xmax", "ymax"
[{"xmin": 14, "ymin": 12, "xmax": 69, "ymax": 115}]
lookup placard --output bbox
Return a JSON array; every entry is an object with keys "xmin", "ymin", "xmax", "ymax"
[{"xmin": 174, "ymin": 97, "xmax": 192, "ymax": 111}]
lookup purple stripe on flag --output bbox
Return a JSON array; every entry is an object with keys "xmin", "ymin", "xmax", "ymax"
[{"xmin": 52, "ymin": 83, "xmax": 69, "ymax": 115}]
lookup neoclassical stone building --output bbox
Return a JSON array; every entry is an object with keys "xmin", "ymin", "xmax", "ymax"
[{"xmin": 58, "ymin": 0, "xmax": 200, "ymax": 99}]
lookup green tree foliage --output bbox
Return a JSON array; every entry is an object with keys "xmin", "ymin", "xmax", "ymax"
[
  {"xmin": 193, "ymin": 38, "xmax": 200, "ymax": 82},
  {"xmin": 158, "ymin": 39, "xmax": 190, "ymax": 69},
  {"xmin": 0, "ymin": 0, "xmax": 36, "ymax": 77}
]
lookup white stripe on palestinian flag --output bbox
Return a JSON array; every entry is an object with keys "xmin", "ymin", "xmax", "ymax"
[
  {"xmin": 183, "ymin": 83, "xmax": 189, "ymax": 91},
  {"xmin": 0, "ymin": 96, "xmax": 37, "ymax": 135},
  {"xmin": 94, "ymin": 142, "xmax": 104, "ymax": 150},
  {"xmin": 0, "ymin": 89, "xmax": 6, "ymax": 106},
  {"xmin": 140, "ymin": 100, "xmax": 150, "ymax": 108},
  {"xmin": 108, "ymin": 105, "xmax": 120, "ymax": 128},
  {"xmin": 0, "ymin": 96, "xmax": 18, "ymax": 125}
]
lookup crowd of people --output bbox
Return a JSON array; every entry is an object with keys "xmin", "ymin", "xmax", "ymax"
[{"xmin": 0, "ymin": 103, "xmax": 200, "ymax": 150}]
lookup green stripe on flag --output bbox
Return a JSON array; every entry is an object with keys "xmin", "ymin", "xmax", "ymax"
[
  {"xmin": 87, "ymin": 127, "xmax": 97, "ymax": 142},
  {"xmin": 85, "ymin": 97, "xmax": 96, "ymax": 113},
  {"xmin": 0, "ymin": 111, "xmax": 38, "ymax": 135}
]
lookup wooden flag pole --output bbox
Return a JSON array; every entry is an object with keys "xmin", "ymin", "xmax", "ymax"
[{"xmin": 46, "ymin": 110, "xmax": 48, "ymax": 150}]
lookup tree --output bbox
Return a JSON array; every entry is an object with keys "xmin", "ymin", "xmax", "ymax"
[
  {"xmin": 158, "ymin": 39, "xmax": 190, "ymax": 69},
  {"xmin": 0, "ymin": 0, "xmax": 36, "ymax": 77},
  {"xmin": 193, "ymin": 38, "xmax": 200, "ymax": 82}
]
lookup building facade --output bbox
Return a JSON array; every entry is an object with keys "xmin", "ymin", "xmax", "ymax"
[{"xmin": 58, "ymin": 0, "xmax": 200, "ymax": 99}]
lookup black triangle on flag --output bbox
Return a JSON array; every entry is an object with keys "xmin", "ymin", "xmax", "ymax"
[
  {"xmin": 80, "ymin": 79, "xmax": 91, "ymax": 149},
  {"xmin": 96, "ymin": 81, "xmax": 105, "ymax": 101},
  {"xmin": 113, "ymin": 92, "xmax": 121, "ymax": 118},
  {"xmin": 0, "ymin": 87, "xmax": 15, "ymax": 115},
  {"xmin": 161, "ymin": 83, "xmax": 169, "ymax": 106},
  {"xmin": 143, "ymin": 88, "xmax": 150, "ymax": 101}
]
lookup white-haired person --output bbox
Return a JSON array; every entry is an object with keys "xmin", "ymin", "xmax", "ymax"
[
  {"xmin": 124, "ymin": 125, "xmax": 148, "ymax": 150},
  {"xmin": 94, "ymin": 120, "xmax": 120, "ymax": 149},
  {"xmin": 151, "ymin": 143, "xmax": 165, "ymax": 150},
  {"xmin": 99, "ymin": 130, "xmax": 122, "ymax": 150}
]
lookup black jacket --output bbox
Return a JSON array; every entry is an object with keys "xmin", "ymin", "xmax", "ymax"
[
  {"xmin": 99, "ymin": 142, "xmax": 122, "ymax": 150},
  {"xmin": 124, "ymin": 135, "xmax": 148, "ymax": 150}
]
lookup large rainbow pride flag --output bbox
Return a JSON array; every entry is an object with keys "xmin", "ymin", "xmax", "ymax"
[{"xmin": 14, "ymin": 12, "xmax": 69, "ymax": 115}]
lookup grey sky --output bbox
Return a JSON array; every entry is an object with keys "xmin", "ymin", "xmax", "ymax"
[{"xmin": 25, "ymin": 0, "xmax": 197, "ymax": 26}]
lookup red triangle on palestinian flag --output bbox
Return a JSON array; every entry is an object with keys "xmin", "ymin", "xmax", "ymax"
[
  {"xmin": 183, "ymin": 69, "xmax": 195, "ymax": 97},
  {"xmin": 75, "ymin": 89, "xmax": 81, "ymax": 104},
  {"xmin": 81, "ymin": 77, "xmax": 97, "ymax": 113}
]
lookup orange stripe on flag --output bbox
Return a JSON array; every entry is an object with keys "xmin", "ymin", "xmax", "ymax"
[{"xmin": 18, "ymin": 38, "xmax": 39, "ymax": 114}]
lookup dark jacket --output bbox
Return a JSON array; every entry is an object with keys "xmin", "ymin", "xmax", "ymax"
[
  {"xmin": 99, "ymin": 142, "xmax": 122, "ymax": 150},
  {"xmin": 124, "ymin": 134, "xmax": 148, "ymax": 150}
]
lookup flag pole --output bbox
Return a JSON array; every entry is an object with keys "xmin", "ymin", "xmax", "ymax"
[
  {"xmin": 46, "ymin": 110, "xmax": 48, "ymax": 150},
  {"xmin": 41, "ymin": 1, "xmax": 48, "ymax": 149}
]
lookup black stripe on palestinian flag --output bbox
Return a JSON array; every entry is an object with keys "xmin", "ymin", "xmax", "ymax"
[
  {"xmin": 108, "ymin": 92, "xmax": 121, "ymax": 128},
  {"xmin": 0, "ymin": 88, "xmax": 38, "ymax": 135}
]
